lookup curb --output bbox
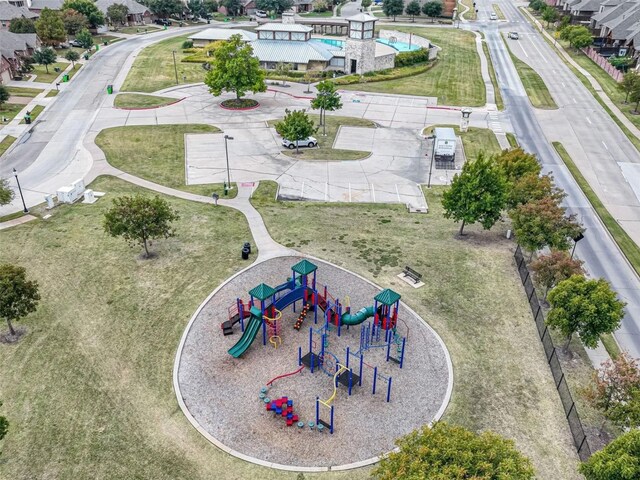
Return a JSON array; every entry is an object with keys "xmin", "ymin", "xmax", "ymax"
[{"xmin": 113, "ymin": 97, "xmax": 185, "ymax": 110}]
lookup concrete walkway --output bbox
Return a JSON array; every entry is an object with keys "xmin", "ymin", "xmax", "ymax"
[{"xmin": 0, "ymin": 214, "xmax": 37, "ymax": 230}]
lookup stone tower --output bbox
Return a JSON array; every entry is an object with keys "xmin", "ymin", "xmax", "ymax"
[{"xmin": 344, "ymin": 13, "xmax": 377, "ymax": 75}]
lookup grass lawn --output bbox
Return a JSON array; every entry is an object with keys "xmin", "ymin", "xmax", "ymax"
[
  {"xmin": 31, "ymin": 62, "xmax": 69, "ymax": 83},
  {"xmin": 65, "ymin": 64, "xmax": 82, "ymax": 81},
  {"xmin": 95, "ymin": 124, "xmax": 235, "ymax": 198},
  {"xmin": 117, "ymin": 25, "xmax": 163, "ymax": 34},
  {"xmin": 20, "ymin": 105, "xmax": 44, "ymax": 124},
  {"xmin": 482, "ymin": 40, "xmax": 504, "ymax": 110},
  {"xmin": 45, "ymin": 89, "xmax": 59, "ymax": 98},
  {"xmin": 492, "ymin": 3, "xmax": 506, "ymax": 20},
  {"xmin": 114, "ymin": 93, "xmax": 179, "ymax": 109},
  {"xmin": 251, "ymin": 181, "xmax": 581, "ymax": 478},
  {"xmin": 95, "ymin": 35, "xmax": 124, "ymax": 45},
  {"xmin": 0, "ymin": 210, "xmax": 26, "ymax": 223},
  {"xmin": 341, "ymin": 28, "xmax": 485, "ymax": 107},
  {"xmin": 506, "ymin": 132, "xmax": 518, "ymax": 147},
  {"xmin": 0, "ymin": 176, "xmax": 329, "ymax": 480},
  {"xmin": 503, "ymin": 35, "xmax": 557, "ymax": 109},
  {"xmin": 0, "ymin": 135, "xmax": 16, "ymax": 156},
  {"xmin": 121, "ymin": 35, "xmax": 205, "ymax": 93},
  {"xmin": 0, "ymin": 102, "xmax": 25, "ymax": 124},
  {"xmin": 460, "ymin": 0, "xmax": 477, "ymax": 20},
  {"xmin": 267, "ymin": 115, "xmax": 375, "ymax": 160},
  {"xmin": 6, "ymin": 86, "xmax": 43, "ymax": 98},
  {"xmin": 553, "ymin": 141, "xmax": 640, "ymax": 277},
  {"xmin": 299, "ymin": 10, "xmax": 333, "ymax": 17},
  {"xmin": 422, "ymin": 125, "xmax": 502, "ymax": 160}
]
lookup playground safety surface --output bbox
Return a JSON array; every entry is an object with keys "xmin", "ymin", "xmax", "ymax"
[{"xmin": 176, "ymin": 255, "xmax": 452, "ymax": 470}]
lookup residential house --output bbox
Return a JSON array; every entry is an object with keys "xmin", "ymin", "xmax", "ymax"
[
  {"xmin": 28, "ymin": 0, "xmax": 63, "ymax": 13},
  {"xmin": 592, "ymin": 0, "xmax": 640, "ymax": 50},
  {"xmin": 95, "ymin": 0, "xmax": 153, "ymax": 25},
  {"xmin": 569, "ymin": 0, "xmax": 603, "ymax": 24},
  {"xmin": 0, "ymin": 1, "xmax": 37, "ymax": 30},
  {"xmin": 0, "ymin": 29, "xmax": 39, "ymax": 83}
]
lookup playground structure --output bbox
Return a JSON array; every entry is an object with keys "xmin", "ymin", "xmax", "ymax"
[{"xmin": 222, "ymin": 259, "xmax": 408, "ymax": 434}]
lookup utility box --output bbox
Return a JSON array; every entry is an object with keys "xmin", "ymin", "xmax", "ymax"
[
  {"xmin": 83, "ymin": 189, "xmax": 97, "ymax": 204},
  {"xmin": 56, "ymin": 186, "xmax": 79, "ymax": 204},
  {"xmin": 433, "ymin": 127, "xmax": 457, "ymax": 163},
  {"xmin": 72, "ymin": 179, "xmax": 85, "ymax": 197}
]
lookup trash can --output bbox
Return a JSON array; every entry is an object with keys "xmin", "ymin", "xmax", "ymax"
[
  {"xmin": 107, "ymin": 84, "xmax": 113, "ymax": 94},
  {"xmin": 241, "ymin": 246, "xmax": 250, "ymax": 260},
  {"xmin": 95, "ymin": 44, "xmax": 99, "ymax": 52},
  {"xmin": 243, "ymin": 242, "xmax": 251, "ymax": 254},
  {"xmin": 62, "ymin": 74, "xmax": 69, "ymax": 82},
  {"xmin": 103, "ymin": 40, "xmax": 108, "ymax": 45},
  {"xmin": 83, "ymin": 53, "xmax": 89, "ymax": 60},
  {"xmin": 54, "ymin": 67, "xmax": 61, "ymax": 73},
  {"xmin": 163, "ymin": 25, "xmax": 167, "ymax": 30},
  {"xmin": 24, "ymin": 113, "xmax": 31, "ymax": 125}
]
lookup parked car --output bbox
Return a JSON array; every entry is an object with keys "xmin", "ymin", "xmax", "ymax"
[
  {"xmin": 69, "ymin": 39, "xmax": 83, "ymax": 47},
  {"xmin": 508, "ymin": 31, "xmax": 519, "ymax": 40},
  {"xmin": 282, "ymin": 136, "xmax": 317, "ymax": 149},
  {"xmin": 154, "ymin": 18, "xmax": 172, "ymax": 26},
  {"xmin": 490, "ymin": 12, "xmax": 497, "ymax": 20},
  {"xmin": 255, "ymin": 10, "xmax": 267, "ymax": 17}
]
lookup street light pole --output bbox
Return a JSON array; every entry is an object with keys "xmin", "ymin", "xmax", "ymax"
[
  {"xmin": 224, "ymin": 134, "xmax": 234, "ymax": 195},
  {"xmin": 12, "ymin": 168, "xmax": 28, "ymax": 213},
  {"xmin": 172, "ymin": 50, "xmax": 179, "ymax": 85}
]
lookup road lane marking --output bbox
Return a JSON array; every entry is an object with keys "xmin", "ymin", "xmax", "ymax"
[
  {"xmin": 602, "ymin": 141, "xmax": 608, "ymax": 150},
  {"xmin": 586, "ymin": 117, "xmax": 592, "ymax": 124},
  {"xmin": 396, "ymin": 184, "xmax": 401, "ymax": 202},
  {"xmin": 371, "ymin": 183, "xmax": 375, "ymax": 202},
  {"xmin": 572, "ymin": 98, "xmax": 577, "ymax": 104}
]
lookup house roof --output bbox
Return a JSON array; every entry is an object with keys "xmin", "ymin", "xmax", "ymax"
[
  {"xmin": 256, "ymin": 23, "xmax": 313, "ymax": 33},
  {"xmin": 291, "ymin": 259, "xmax": 317, "ymax": 276},
  {"xmin": 250, "ymin": 38, "xmax": 338, "ymax": 63},
  {"xmin": 346, "ymin": 13, "xmax": 378, "ymax": 22},
  {"xmin": 374, "ymin": 288, "xmax": 401, "ymax": 306},
  {"xmin": 0, "ymin": 2, "xmax": 38, "ymax": 20},
  {"xmin": 189, "ymin": 28, "xmax": 257, "ymax": 42},
  {"xmin": 248, "ymin": 283, "xmax": 277, "ymax": 301},
  {"xmin": 571, "ymin": 0, "xmax": 602, "ymax": 13},
  {"xmin": 95, "ymin": 0, "xmax": 150, "ymax": 15},
  {"xmin": 625, "ymin": 23, "xmax": 640, "ymax": 46},
  {"xmin": 29, "ymin": 0, "xmax": 64, "ymax": 10},
  {"xmin": 0, "ymin": 31, "xmax": 38, "ymax": 60},
  {"xmin": 596, "ymin": 1, "xmax": 640, "ymax": 27},
  {"xmin": 610, "ymin": 9, "xmax": 640, "ymax": 40}
]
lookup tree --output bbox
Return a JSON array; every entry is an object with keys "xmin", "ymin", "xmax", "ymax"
[
  {"xmin": 148, "ymin": 0, "xmax": 183, "ymax": 18},
  {"xmin": 547, "ymin": 275, "xmax": 626, "ymax": 349},
  {"xmin": 62, "ymin": 0, "xmax": 105, "ymax": 28},
  {"xmin": 187, "ymin": 0, "xmax": 203, "ymax": 18},
  {"xmin": 75, "ymin": 28, "xmax": 93, "ymax": 49},
  {"xmin": 561, "ymin": 25, "xmax": 592, "ymax": 49},
  {"xmin": 275, "ymin": 62, "xmax": 291, "ymax": 86},
  {"xmin": 541, "ymin": 6, "xmax": 558, "ymax": 27},
  {"xmin": 494, "ymin": 147, "xmax": 541, "ymax": 184},
  {"xmin": 0, "ymin": 85, "xmax": 9, "ymax": 108},
  {"xmin": 510, "ymin": 195, "xmax": 583, "ymax": 256},
  {"xmin": 8, "ymin": 17, "xmax": 36, "ymax": 34},
  {"xmin": 361, "ymin": 0, "xmax": 372, "ymax": 8},
  {"xmin": 64, "ymin": 49, "xmax": 80, "ymax": 67},
  {"xmin": 422, "ymin": 1, "xmax": 443, "ymax": 21},
  {"xmin": 382, "ymin": 0, "xmax": 403, "ymax": 21},
  {"xmin": 529, "ymin": 0, "xmax": 546, "ymax": 11},
  {"xmin": 203, "ymin": 0, "xmax": 218, "ymax": 14},
  {"xmin": 310, "ymin": 80, "xmax": 342, "ymax": 136},
  {"xmin": 204, "ymin": 35, "xmax": 266, "ymax": 101},
  {"xmin": 0, "ymin": 264, "xmax": 40, "ymax": 337},
  {"xmin": 256, "ymin": 0, "xmax": 294, "ymax": 14},
  {"xmin": 32, "ymin": 47, "xmax": 57, "ymax": 74},
  {"xmin": 35, "ymin": 8, "xmax": 66, "ymax": 46},
  {"xmin": 530, "ymin": 250, "xmax": 584, "ymax": 298},
  {"xmin": 0, "ymin": 178, "xmax": 15, "ymax": 206},
  {"xmin": 442, "ymin": 153, "xmax": 506, "ymax": 236},
  {"xmin": 107, "ymin": 3, "xmax": 129, "ymax": 26},
  {"xmin": 373, "ymin": 422, "xmax": 535, "ymax": 480},
  {"xmin": 61, "ymin": 8, "xmax": 88, "ymax": 35},
  {"xmin": 509, "ymin": 172, "xmax": 564, "ymax": 209},
  {"xmin": 275, "ymin": 109, "xmax": 317, "ymax": 154},
  {"xmin": 630, "ymin": 79, "xmax": 640, "ymax": 113},
  {"xmin": 0, "ymin": 401, "xmax": 8, "ymax": 451},
  {"xmin": 584, "ymin": 353, "xmax": 640, "ymax": 431},
  {"xmin": 223, "ymin": 0, "xmax": 242, "ymax": 16},
  {"xmin": 103, "ymin": 195, "xmax": 179, "ymax": 258},
  {"xmin": 579, "ymin": 429, "xmax": 640, "ymax": 479},
  {"xmin": 405, "ymin": 0, "xmax": 421, "ymax": 21}
]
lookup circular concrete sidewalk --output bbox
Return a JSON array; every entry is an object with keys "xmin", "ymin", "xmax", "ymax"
[{"xmin": 174, "ymin": 255, "xmax": 452, "ymax": 471}]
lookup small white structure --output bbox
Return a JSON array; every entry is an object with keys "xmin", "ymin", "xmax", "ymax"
[
  {"xmin": 460, "ymin": 107, "xmax": 472, "ymax": 133},
  {"xmin": 433, "ymin": 127, "xmax": 457, "ymax": 163},
  {"xmin": 56, "ymin": 186, "xmax": 79, "ymax": 204},
  {"xmin": 45, "ymin": 194, "xmax": 55, "ymax": 209},
  {"xmin": 82, "ymin": 190, "xmax": 97, "ymax": 204},
  {"xmin": 188, "ymin": 28, "xmax": 257, "ymax": 47},
  {"xmin": 72, "ymin": 179, "xmax": 85, "ymax": 197}
]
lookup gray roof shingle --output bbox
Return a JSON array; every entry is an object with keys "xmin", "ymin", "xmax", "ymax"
[{"xmin": 0, "ymin": 2, "xmax": 38, "ymax": 20}]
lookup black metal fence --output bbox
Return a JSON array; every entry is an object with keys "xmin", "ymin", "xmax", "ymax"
[{"xmin": 514, "ymin": 245, "xmax": 591, "ymax": 461}]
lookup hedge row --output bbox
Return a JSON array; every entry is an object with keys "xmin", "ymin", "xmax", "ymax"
[
  {"xmin": 333, "ymin": 61, "xmax": 435, "ymax": 85},
  {"xmin": 394, "ymin": 48, "xmax": 430, "ymax": 68}
]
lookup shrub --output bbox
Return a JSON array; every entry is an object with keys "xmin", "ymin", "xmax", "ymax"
[
  {"xmin": 182, "ymin": 40, "xmax": 194, "ymax": 49},
  {"xmin": 333, "ymin": 61, "xmax": 435, "ymax": 85},
  {"xmin": 394, "ymin": 48, "xmax": 430, "ymax": 67}
]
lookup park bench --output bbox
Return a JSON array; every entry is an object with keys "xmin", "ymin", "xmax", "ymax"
[{"xmin": 403, "ymin": 266, "xmax": 422, "ymax": 284}]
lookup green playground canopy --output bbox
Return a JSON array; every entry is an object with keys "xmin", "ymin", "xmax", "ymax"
[
  {"xmin": 248, "ymin": 283, "xmax": 277, "ymax": 301},
  {"xmin": 291, "ymin": 259, "xmax": 317, "ymax": 276},
  {"xmin": 374, "ymin": 288, "xmax": 401, "ymax": 306}
]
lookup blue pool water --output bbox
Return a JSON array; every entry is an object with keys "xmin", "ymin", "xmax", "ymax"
[{"xmin": 312, "ymin": 37, "xmax": 421, "ymax": 52}]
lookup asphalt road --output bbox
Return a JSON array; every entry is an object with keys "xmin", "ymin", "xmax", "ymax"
[{"xmin": 476, "ymin": 2, "xmax": 640, "ymax": 357}]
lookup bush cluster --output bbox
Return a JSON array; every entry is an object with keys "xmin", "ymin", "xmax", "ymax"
[{"xmin": 394, "ymin": 47, "xmax": 430, "ymax": 68}]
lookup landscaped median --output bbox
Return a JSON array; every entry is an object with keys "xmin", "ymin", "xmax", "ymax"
[
  {"xmin": 553, "ymin": 141, "xmax": 640, "ymax": 277},
  {"xmin": 95, "ymin": 124, "xmax": 235, "ymax": 198},
  {"xmin": 0, "ymin": 136, "xmax": 16, "ymax": 156},
  {"xmin": 502, "ymin": 34, "xmax": 558, "ymax": 109},
  {"xmin": 20, "ymin": 105, "xmax": 44, "ymax": 124},
  {"xmin": 114, "ymin": 93, "xmax": 181, "ymax": 109},
  {"xmin": 267, "ymin": 115, "xmax": 375, "ymax": 161}
]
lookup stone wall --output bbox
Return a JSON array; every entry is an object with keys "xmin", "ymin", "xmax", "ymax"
[
  {"xmin": 374, "ymin": 53, "xmax": 395, "ymax": 71},
  {"xmin": 345, "ymin": 38, "xmax": 376, "ymax": 74}
]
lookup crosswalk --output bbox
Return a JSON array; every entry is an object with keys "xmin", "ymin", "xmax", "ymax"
[{"xmin": 488, "ymin": 111, "xmax": 503, "ymax": 134}]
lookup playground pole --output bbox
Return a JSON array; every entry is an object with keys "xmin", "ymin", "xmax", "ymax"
[
  {"xmin": 348, "ymin": 369, "xmax": 353, "ymax": 396},
  {"xmin": 386, "ymin": 334, "xmax": 391, "ymax": 362},
  {"xmin": 298, "ymin": 346, "xmax": 302, "ymax": 366},
  {"xmin": 346, "ymin": 346, "xmax": 350, "ymax": 368},
  {"xmin": 337, "ymin": 300, "xmax": 342, "ymax": 337},
  {"xmin": 330, "ymin": 405, "xmax": 334, "ymax": 434},
  {"xmin": 387, "ymin": 377, "xmax": 392, "ymax": 402},
  {"xmin": 261, "ymin": 299, "xmax": 266, "ymax": 346},
  {"xmin": 314, "ymin": 291, "xmax": 318, "ymax": 324},
  {"xmin": 359, "ymin": 354, "xmax": 364, "ymax": 386},
  {"xmin": 238, "ymin": 298, "xmax": 245, "ymax": 332},
  {"xmin": 399, "ymin": 338, "xmax": 406, "ymax": 368},
  {"xmin": 372, "ymin": 366, "xmax": 378, "ymax": 394},
  {"xmin": 316, "ymin": 397, "xmax": 319, "ymax": 427}
]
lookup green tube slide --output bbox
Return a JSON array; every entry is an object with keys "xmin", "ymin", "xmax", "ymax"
[{"xmin": 340, "ymin": 305, "xmax": 376, "ymax": 326}]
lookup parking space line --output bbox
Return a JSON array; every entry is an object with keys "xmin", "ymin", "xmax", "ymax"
[
  {"xmin": 371, "ymin": 184, "xmax": 375, "ymax": 202},
  {"xmin": 349, "ymin": 183, "xmax": 352, "ymax": 202},
  {"xmin": 324, "ymin": 182, "xmax": 328, "ymax": 201},
  {"xmin": 602, "ymin": 141, "xmax": 609, "ymax": 150},
  {"xmin": 300, "ymin": 181, "xmax": 305, "ymax": 198},
  {"xmin": 396, "ymin": 184, "xmax": 401, "ymax": 203},
  {"xmin": 586, "ymin": 116, "xmax": 592, "ymax": 125}
]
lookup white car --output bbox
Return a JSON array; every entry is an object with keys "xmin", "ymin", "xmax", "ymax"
[
  {"xmin": 255, "ymin": 10, "xmax": 267, "ymax": 17},
  {"xmin": 508, "ymin": 32, "xmax": 519, "ymax": 40},
  {"xmin": 490, "ymin": 12, "xmax": 498, "ymax": 20},
  {"xmin": 282, "ymin": 136, "xmax": 317, "ymax": 149}
]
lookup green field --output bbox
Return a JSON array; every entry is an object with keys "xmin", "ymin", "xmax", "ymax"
[
  {"xmin": 267, "ymin": 115, "xmax": 375, "ymax": 160},
  {"xmin": 31, "ymin": 62, "xmax": 69, "ymax": 83},
  {"xmin": 503, "ymin": 36, "xmax": 557, "ymax": 109},
  {"xmin": 251, "ymin": 181, "xmax": 581, "ymax": 478},
  {"xmin": 6, "ymin": 86, "xmax": 43, "ymax": 98},
  {"xmin": 0, "ymin": 135, "xmax": 16, "ymax": 156},
  {"xmin": 121, "ymin": 35, "xmax": 206, "ymax": 92},
  {"xmin": 114, "ymin": 93, "xmax": 178, "ymax": 109},
  {"xmin": 0, "ymin": 103, "xmax": 25, "ymax": 125},
  {"xmin": 95, "ymin": 124, "xmax": 235, "ymax": 198},
  {"xmin": 342, "ymin": 28, "xmax": 485, "ymax": 106},
  {"xmin": 117, "ymin": 25, "xmax": 163, "ymax": 35},
  {"xmin": 422, "ymin": 125, "xmax": 502, "ymax": 160},
  {"xmin": 506, "ymin": 132, "xmax": 518, "ymax": 147}
]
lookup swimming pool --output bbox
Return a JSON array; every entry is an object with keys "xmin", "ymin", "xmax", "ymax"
[{"xmin": 312, "ymin": 37, "xmax": 421, "ymax": 52}]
